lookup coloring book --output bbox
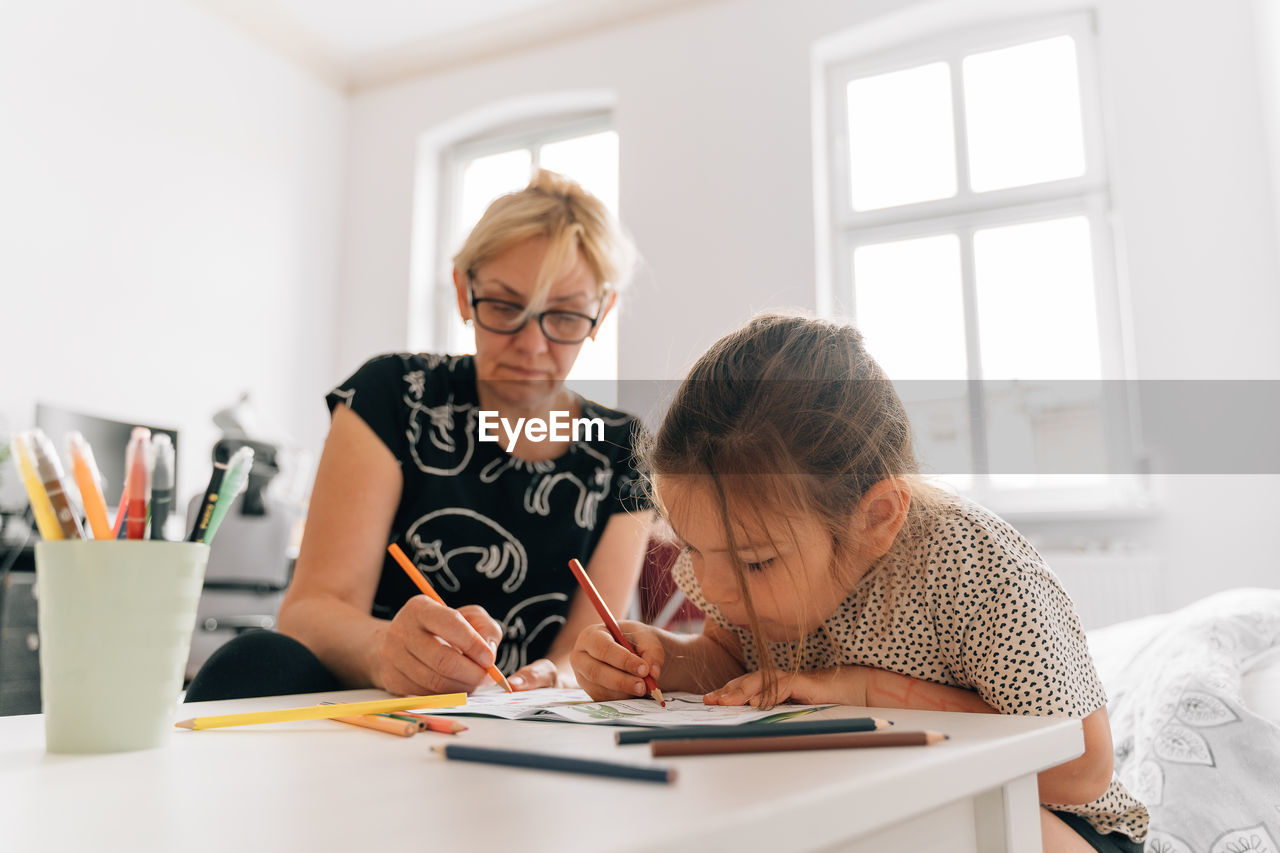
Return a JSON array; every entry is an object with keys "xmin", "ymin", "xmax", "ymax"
[{"xmin": 407, "ymin": 686, "xmax": 833, "ymax": 728}]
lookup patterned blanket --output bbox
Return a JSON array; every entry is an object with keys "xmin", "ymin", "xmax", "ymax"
[{"xmin": 1088, "ymin": 588, "xmax": 1280, "ymax": 853}]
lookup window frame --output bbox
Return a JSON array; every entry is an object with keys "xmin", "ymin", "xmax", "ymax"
[
  {"xmin": 427, "ymin": 111, "xmax": 615, "ymax": 355},
  {"xmin": 821, "ymin": 13, "xmax": 1149, "ymax": 513}
]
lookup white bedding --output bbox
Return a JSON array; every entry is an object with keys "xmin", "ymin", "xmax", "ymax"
[{"xmin": 1087, "ymin": 588, "xmax": 1280, "ymax": 852}]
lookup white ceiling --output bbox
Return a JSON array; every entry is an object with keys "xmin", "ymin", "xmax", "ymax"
[
  {"xmin": 269, "ymin": 0, "xmax": 565, "ymax": 60},
  {"xmin": 189, "ymin": 0, "xmax": 713, "ymax": 92}
]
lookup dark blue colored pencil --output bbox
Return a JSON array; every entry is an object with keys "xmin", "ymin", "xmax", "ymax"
[
  {"xmin": 614, "ymin": 716, "xmax": 889, "ymax": 745},
  {"xmin": 433, "ymin": 744, "xmax": 675, "ymax": 784}
]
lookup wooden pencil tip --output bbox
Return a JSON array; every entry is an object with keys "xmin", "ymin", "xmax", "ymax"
[
  {"xmin": 174, "ymin": 719, "xmax": 195, "ymax": 729},
  {"xmin": 651, "ymin": 688, "xmax": 666, "ymax": 707}
]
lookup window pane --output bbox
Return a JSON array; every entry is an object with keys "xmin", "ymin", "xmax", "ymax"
[
  {"xmin": 539, "ymin": 131, "xmax": 619, "ymax": 215},
  {"xmin": 963, "ymin": 36, "xmax": 1087, "ymax": 192},
  {"xmin": 456, "ymin": 148, "xmax": 532, "ymax": 246},
  {"xmin": 852, "ymin": 234, "xmax": 967, "ymax": 380},
  {"xmin": 853, "ymin": 234, "xmax": 972, "ymax": 481},
  {"xmin": 846, "ymin": 62, "xmax": 957, "ymax": 211},
  {"xmin": 973, "ymin": 216, "xmax": 1099, "ymax": 379},
  {"xmin": 539, "ymin": 131, "xmax": 621, "ymax": 396}
]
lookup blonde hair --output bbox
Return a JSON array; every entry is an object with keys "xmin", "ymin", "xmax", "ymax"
[
  {"xmin": 452, "ymin": 169, "xmax": 636, "ymax": 308},
  {"xmin": 644, "ymin": 312, "xmax": 950, "ymax": 704}
]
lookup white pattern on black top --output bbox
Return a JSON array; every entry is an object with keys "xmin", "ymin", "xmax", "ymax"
[
  {"xmin": 671, "ymin": 496, "xmax": 1150, "ymax": 842},
  {"xmin": 326, "ymin": 352, "xmax": 649, "ymax": 672}
]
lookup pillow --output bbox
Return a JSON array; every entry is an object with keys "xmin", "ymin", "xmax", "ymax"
[
  {"xmin": 1088, "ymin": 588, "xmax": 1280, "ymax": 852},
  {"xmin": 1241, "ymin": 645, "xmax": 1280, "ymax": 724}
]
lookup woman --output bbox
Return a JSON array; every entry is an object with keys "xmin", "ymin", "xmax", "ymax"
[{"xmin": 186, "ymin": 170, "xmax": 652, "ymax": 700}]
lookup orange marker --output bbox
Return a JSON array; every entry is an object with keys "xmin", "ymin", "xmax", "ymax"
[
  {"xmin": 67, "ymin": 432, "xmax": 112, "ymax": 540},
  {"xmin": 387, "ymin": 543, "xmax": 513, "ymax": 693},
  {"xmin": 568, "ymin": 558, "xmax": 665, "ymax": 707}
]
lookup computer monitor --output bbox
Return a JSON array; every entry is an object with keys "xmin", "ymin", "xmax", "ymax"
[{"xmin": 34, "ymin": 404, "xmax": 179, "ymax": 510}]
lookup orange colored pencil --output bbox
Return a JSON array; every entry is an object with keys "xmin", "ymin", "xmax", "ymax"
[
  {"xmin": 387, "ymin": 543, "xmax": 513, "ymax": 693},
  {"xmin": 388, "ymin": 712, "xmax": 468, "ymax": 735},
  {"xmin": 568, "ymin": 558, "xmax": 665, "ymax": 706},
  {"xmin": 331, "ymin": 712, "xmax": 418, "ymax": 738}
]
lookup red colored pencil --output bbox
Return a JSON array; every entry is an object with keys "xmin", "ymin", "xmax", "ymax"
[{"xmin": 567, "ymin": 558, "xmax": 665, "ymax": 707}]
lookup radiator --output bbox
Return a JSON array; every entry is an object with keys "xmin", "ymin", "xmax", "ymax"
[{"xmin": 1041, "ymin": 551, "xmax": 1165, "ymax": 631}]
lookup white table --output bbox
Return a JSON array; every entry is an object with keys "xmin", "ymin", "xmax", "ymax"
[{"xmin": 0, "ymin": 690, "xmax": 1081, "ymax": 852}]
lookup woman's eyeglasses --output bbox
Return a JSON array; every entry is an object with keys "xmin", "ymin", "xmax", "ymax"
[{"xmin": 468, "ymin": 276, "xmax": 602, "ymax": 344}]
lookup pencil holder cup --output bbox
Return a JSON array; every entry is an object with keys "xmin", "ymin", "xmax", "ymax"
[{"xmin": 35, "ymin": 540, "xmax": 209, "ymax": 753}]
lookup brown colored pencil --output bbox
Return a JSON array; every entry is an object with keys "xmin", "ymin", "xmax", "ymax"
[
  {"xmin": 331, "ymin": 713, "xmax": 418, "ymax": 738},
  {"xmin": 650, "ymin": 729, "xmax": 948, "ymax": 757}
]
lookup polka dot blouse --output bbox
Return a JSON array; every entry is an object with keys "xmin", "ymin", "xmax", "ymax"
[{"xmin": 671, "ymin": 496, "xmax": 1149, "ymax": 842}]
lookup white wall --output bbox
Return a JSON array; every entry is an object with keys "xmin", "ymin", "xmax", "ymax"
[
  {"xmin": 339, "ymin": 0, "xmax": 1280, "ymax": 612},
  {"xmin": 0, "ymin": 0, "xmax": 347, "ymax": 509}
]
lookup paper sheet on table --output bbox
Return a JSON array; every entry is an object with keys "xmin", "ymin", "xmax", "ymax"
[{"xmin": 407, "ymin": 687, "xmax": 834, "ymax": 727}]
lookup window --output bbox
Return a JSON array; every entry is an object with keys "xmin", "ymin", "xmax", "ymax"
[
  {"xmin": 432, "ymin": 115, "xmax": 620, "ymax": 393},
  {"xmin": 823, "ymin": 15, "xmax": 1144, "ymax": 511}
]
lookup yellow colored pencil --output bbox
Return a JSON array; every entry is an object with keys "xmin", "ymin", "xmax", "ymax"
[
  {"xmin": 174, "ymin": 693, "xmax": 466, "ymax": 731},
  {"xmin": 11, "ymin": 434, "xmax": 61, "ymax": 540}
]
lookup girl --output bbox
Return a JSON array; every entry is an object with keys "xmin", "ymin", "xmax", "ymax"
[{"xmin": 571, "ymin": 314, "xmax": 1146, "ymax": 853}]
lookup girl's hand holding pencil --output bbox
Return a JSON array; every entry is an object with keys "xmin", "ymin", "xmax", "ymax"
[{"xmin": 570, "ymin": 619, "xmax": 668, "ymax": 703}]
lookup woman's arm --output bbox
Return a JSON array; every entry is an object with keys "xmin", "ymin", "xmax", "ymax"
[
  {"xmin": 526, "ymin": 509, "xmax": 654, "ymax": 687},
  {"xmin": 277, "ymin": 405, "xmax": 502, "ymax": 693},
  {"xmin": 277, "ymin": 405, "xmax": 400, "ymax": 687}
]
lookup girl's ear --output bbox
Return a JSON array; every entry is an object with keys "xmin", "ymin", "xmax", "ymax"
[{"xmin": 856, "ymin": 478, "xmax": 912, "ymax": 560}]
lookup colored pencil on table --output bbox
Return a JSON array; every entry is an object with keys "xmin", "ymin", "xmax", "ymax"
[
  {"xmin": 433, "ymin": 743, "xmax": 676, "ymax": 784},
  {"xmin": 385, "ymin": 711, "xmax": 468, "ymax": 734},
  {"xmin": 174, "ymin": 693, "xmax": 466, "ymax": 730},
  {"xmin": 615, "ymin": 716, "xmax": 891, "ymax": 745},
  {"xmin": 567, "ymin": 557, "xmax": 665, "ymax": 706},
  {"xmin": 332, "ymin": 713, "xmax": 419, "ymax": 737},
  {"xmin": 387, "ymin": 542, "xmax": 513, "ymax": 693},
  {"xmin": 649, "ymin": 729, "xmax": 948, "ymax": 757},
  {"xmin": 319, "ymin": 702, "xmax": 421, "ymax": 737}
]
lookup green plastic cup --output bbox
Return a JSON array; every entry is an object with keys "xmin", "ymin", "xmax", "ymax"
[{"xmin": 35, "ymin": 540, "xmax": 209, "ymax": 753}]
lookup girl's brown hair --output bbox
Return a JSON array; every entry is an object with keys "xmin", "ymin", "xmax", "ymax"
[{"xmin": 644, "ymin": 313, "xmax": 947, "ymax": 702}]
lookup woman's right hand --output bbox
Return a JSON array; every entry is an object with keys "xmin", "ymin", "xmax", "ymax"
[
  {"xmin": 570, "ymin": 622, "xmax": 667, "ymax": 701},
  {"xmin": 373, "ymin": 596, "xmax": 504, "ymax": 696}
]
